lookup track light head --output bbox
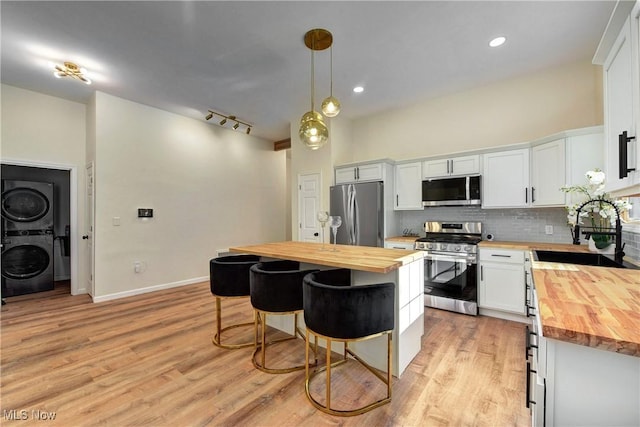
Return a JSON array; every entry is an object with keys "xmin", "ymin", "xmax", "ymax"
[
  {"xmin": 205, "ymin": 112, "xmax": 213, "ymax": 121},
  {"xmin": 246, "ymin": 127, "xmax": 251, "ymax": 135},
  {"xmin": 219, "ymin": 118, "xmax": 227, "ymax": 126},
  {"xmin": 233, "ymin": 122, "xmax": 240, "ymax": 130}
]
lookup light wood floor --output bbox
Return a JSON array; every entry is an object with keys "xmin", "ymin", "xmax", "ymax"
[{"xmin": 1, "ymin": 281, "xmax": 530, "ymax": 426}]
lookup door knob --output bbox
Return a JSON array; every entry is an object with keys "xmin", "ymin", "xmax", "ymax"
[
  {"xmin": 82, "ymin": 235, "xmax": 89, "ymax": 240},
  {"xmin": 313, "ymin": 232, "xmax": 319, "ymax": 237}
]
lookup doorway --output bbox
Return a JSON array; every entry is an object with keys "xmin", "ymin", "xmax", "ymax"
[
  {"xmin": 297, "ymin": 172, "xmax": 322, "ymax": 243},
  {"xmin": 1, "ymin": 160, "xmax": 80, "ymax": 297}
]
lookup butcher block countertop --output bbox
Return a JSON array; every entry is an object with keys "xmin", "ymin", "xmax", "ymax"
[
  {"xmin": 229, "ymin": 241, "xmax": 424, "ymax": 274},
  {"xmin": 479, "ymin": 241, "xmax": 640, "ymax": 357},
  {"xmin": 532, "ymin": 262, "xmax": 640, "ymax": 357},
  {"xmin": 478, "ymin": 240, "xmax": 592, "ymax": 252}
]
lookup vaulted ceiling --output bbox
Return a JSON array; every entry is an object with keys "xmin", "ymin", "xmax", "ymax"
[{"xmin": 1, "ymin": 1, "xmax": 616, "ymax": 142}]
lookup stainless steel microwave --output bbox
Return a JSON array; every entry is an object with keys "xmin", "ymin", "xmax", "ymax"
[{"xmin": 422, "ymin": 175, "xmax": 481, "ymax": 207}]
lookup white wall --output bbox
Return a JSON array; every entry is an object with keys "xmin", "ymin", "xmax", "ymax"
[
  {"xmin": 91, "ymin": 92, "xmax": 286, "ymax": 298},
  {"xmin": 351, "ymin": 60, "xmax": 603, "ymax": 161},
  {"xmin": 1, "ymin": 84, "xmax": 88, "ymax": 294}
]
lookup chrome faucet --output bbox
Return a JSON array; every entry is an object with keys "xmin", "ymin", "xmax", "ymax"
[{"xmin": 572, "ymin": 198, "xmax": 625, "ymax": 264}]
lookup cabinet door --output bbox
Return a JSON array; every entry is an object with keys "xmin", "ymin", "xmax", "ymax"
[
  {"xmin": 479, "ymin": 261, "xmax": 525, "ymax": 314},
  {"xmin": 394, "ymin": 162, "xmax": 423, "ymax": 210},
  {"xmin": 335, "ymin": 167, "xmax": 357, "ymax": 184},
  {"xmin": 482, "ymin": 149, "xmax": 530, "ymax": 208},
  {"xmin": 356, "ymin": 163, "xmax": 384, "ymax": 182},
  {"xmin": 450, "ymin": 155, "xmax": 480, "ymax": 176},
  {"xmin": 565, "ymin": 131, "xmax": 604, "ymax": 206},
  {"xmin": 422, "ymin": 159, "xmax": 450, "ymax": 178},
  {"xmin": 603, "ymin": 17, "xmax": 636, "ymax": 192},
  {"xmin": 531, "ymin": 139, "xmax": 566, "ymax": 206}
]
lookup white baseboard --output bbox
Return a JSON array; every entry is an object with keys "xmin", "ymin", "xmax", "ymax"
[
  {"xmin": 91, "ymin": 276, "xmax": 208, "ymax": 303},
  {"xmin": 479, "ymin": 308, "xmax": 529, "ymax": 324}
]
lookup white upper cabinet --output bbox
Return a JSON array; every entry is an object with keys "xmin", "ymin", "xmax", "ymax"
[
  {"xmin": 394, "ymin": 162, "xmax": 423, "ymax": 210},
  {"xmin": 335, "ymin": 161, "xmax": 388, "ymax": 184},
  {"xmin": 422, "ymin": 154, "xmax": 480, "ymax": 179},
  {"xmin": 565, "ymin": 130, "xmax": 605, "ymax": 206},
  {"xmin": 594, "ymin": 1, "xmax": 640, "ymax": 196},
  {"xmin": 530, "ymin": 139, "xmax": 566, "ymax": 207},
  {"xmin": 482, "ymin": 148, "xmax": 530, "ymax": 208}
]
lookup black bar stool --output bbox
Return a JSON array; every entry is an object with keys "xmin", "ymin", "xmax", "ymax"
[
  {"xmin": 209, "ymin": 254, "xmax": 260, "ymax": 349},
  {"xmin": 302, "ymin": 268, "xmax": 395, "ymax": 416},
  {"xmin": 249, "ymin": 260, "xmax": 318, "ymax": 374}
]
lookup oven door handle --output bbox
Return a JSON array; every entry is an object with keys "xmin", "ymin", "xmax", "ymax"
[{"xmin": 424, "ymin": 253, "xmax": 473, "ymax": 264}]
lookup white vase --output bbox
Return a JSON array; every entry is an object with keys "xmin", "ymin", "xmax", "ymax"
[{"xmin": 588, "ymin": 236, "xmax": 615, "ymax": 254}]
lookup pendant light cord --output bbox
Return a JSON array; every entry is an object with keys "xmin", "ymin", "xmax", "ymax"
[{"xmin": 311, "ymin": 36, "xmax": 315, "ymax": 111}]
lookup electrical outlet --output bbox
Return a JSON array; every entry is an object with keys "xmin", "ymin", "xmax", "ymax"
[
  {"xmin": 545, "ymin": 225, "xmax": 553, "ymax": 235},
  {"xmin": 134, "ymin": 261, "xmax": 142, "ymax": 273}
]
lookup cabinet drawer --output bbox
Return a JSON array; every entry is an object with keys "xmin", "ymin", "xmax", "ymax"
[{"xmin": 480, "ymin": 248, "xmax": 525, "ymax": 263}]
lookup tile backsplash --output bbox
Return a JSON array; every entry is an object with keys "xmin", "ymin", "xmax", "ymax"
[{"xmin": 399, "ymin": 206, "xmax": 640, "ymax": 261}]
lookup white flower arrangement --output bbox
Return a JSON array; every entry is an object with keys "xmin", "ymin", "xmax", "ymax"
[{"xmin": 561, "ymin": 169, "xmax": 631, "ymax": 248}]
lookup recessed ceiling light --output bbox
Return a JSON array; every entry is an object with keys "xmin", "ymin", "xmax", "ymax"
[
  {"xmin": 353, "ymin": 86, "xmax": 364, "ymax": 93},
  {"xmin": 489, "ymin": 36, "xmax": 506, "ymax": 48}
]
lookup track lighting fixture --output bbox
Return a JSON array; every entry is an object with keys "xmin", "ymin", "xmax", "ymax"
[
  {"xmin": 205, "ymin": 110, "xmax": 252, "ymax": 135},
  {"xmin": 53, "ymin": 61, "xmax": 91, "ymax": 84}
]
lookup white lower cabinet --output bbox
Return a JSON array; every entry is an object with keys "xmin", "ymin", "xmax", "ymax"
[
  {"xmin": 538, "ymin": 338, "xmax": 640, "ymax": 427},
  {"xmin": 478, "ymin": 248, "xmax": 526, "ymax": 315},
  {"xmin": 527, "ymin": 262, "xmax": 640, "ymax": 427}
]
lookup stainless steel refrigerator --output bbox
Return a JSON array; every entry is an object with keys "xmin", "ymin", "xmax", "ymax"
[{"xmin": 329, "ymin": 181, "xmax": 384, "ymax": 247}]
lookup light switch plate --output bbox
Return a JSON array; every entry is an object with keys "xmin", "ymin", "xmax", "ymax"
[
  {"xmin": 545, "ymin": 225, "xmax": 553, "ymax": 235},
  {"xmin": 112, "ymin": 217, "xmax": 121, "ymax": 226}
]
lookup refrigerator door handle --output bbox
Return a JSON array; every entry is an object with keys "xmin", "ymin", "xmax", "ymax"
[{"xmin": 347, "ymin": 184, "xmax": 357, "ymax": 245}]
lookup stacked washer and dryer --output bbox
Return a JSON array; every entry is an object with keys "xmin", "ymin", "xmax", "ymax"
[{"xmin": 1, "ymin": 180, "xmax": 55, "ymax": 297}]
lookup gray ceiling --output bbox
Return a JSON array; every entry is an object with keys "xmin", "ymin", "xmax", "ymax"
[{"xmin": 1, "ymin": 1, "xmax": 616, "ymax": 142}]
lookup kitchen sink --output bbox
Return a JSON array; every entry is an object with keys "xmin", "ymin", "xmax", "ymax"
[{"xmin": 533, "ymin": 250, "xmax": 638, "ymax": 269}]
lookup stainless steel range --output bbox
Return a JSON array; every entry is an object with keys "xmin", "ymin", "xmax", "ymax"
[{"xmin": 414, "ymin": 221, "xmax": 482, "ymax": 315}]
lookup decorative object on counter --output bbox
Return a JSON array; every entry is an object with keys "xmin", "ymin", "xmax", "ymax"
[
  {"xmin": 329, "ymin": 215, "xmax": 342, "ymax": 251},
  {"xmin": 205, "ymin": 110, "xmax": 252, "ymax": 134},
  {"xmin": 316, "ymin": 210, "xmax": 329, "ymax": 250},
  {"xmin": 561, "ymin": 169, "xmax": 630, "ymax": 262},
  {"xmin": 299, "ymin": 28, "xmax": 339, "ymax": 150},
  {"xmin": 401, "ymin": 228, "xmax": 419, "ymax": 237}
]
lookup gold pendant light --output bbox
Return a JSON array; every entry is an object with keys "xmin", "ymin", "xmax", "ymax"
[
  {"xmin": 321, "ymin": 42, "xmax": 340, "ymax": 118},
  {"xmin": 299, "ymin": 29, "xmax": 335, "ymax": 150}
]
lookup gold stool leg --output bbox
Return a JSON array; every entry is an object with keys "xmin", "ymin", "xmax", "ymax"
[
  {"xmin": 326, "ymin": 338, "xmax": 332, "ymax": 411},
  {"xmin": 211, "ymin": 296, "xmax": 254, "ymax": 349}
]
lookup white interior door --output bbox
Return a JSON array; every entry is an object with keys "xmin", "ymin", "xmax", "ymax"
[
  {"xmin": 85, "ymin": 163, "xmax": 94, "ymax": 295},
  {"xmin": 298, "ymin": 173, "xmax": 321, "ymax": 242}
]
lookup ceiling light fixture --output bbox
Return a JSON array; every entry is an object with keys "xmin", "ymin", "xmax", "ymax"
[
  {"xmin": 299, "ymin": 28, "xmax": 337, "ymax": 150},
  {"xmin": 53, "ymin": 61, "xmax": 91, "ymax": 84},
  {"xmin": 353, "ymin": 86, "xmax": 364, "ymax": 93},
  {"xmin": 205, "ymin": 110, "xmax": 252, "ymax": 135},
  {"xmin": 321, "ymin": 36, "xmax": 340, "ymax": 118},
  {"xmin": 489, "ymin": 36, "xmax": 506, "ymax": 47}
]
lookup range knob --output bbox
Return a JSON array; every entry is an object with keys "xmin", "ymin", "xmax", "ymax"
[
  {"xmin": 465, "ymin": 246, "xmax": 472, "ymax": 252},
  {"xmin": 454, "ymin": 246, "xmax": 461, "ymax": 251},
  {"xmin": 427, "ymin": 243, "xmax": 434, "ymax": 250}
]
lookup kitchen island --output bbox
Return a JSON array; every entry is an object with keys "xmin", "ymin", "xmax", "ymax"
[{"xmin": 229, "ymin": 241, "xmax": 425, "ymax": 377}]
